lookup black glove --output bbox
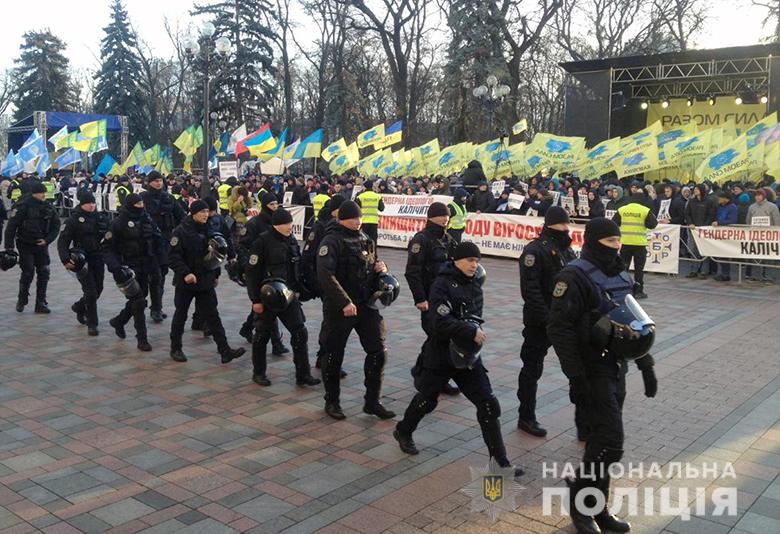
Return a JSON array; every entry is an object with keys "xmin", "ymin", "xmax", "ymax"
[
  {"xmin": 641, "ymin": 368, "xmax": 658, "ymax": 398},
  {"xmin": 569, "ymin": 376, "xmax": 592, "ymax": 405}
]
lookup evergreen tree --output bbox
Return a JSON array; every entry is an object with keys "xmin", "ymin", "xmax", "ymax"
[
  {"xmin": 12, "ymin": 30, "xmax": 76, "ymax": 120},
  {"xmin": 94, "ymin": 0, "xmax": 148, "ymax": 144},
  {"xmin": 192, "ymin": 0, "xmax": 277, "ymax": 125}
]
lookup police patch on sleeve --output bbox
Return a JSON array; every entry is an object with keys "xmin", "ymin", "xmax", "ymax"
[
  {"xmin": 318, "ymin": 245, "xmax": 328, "ymax": 256},
  {"xmin": 524, "ymin": 254, "xmax": 535, "ymax": 267},
  {"xmin": 249, "ymin": 254, "xmax": 259, "ymax": 265},
  {"xmin": 553, "ymin": 281, "xmax": 568, "ymax": 297},
  {"xmin": 411, "ymin": 243, "xmax": 421, "ymax": 254},
  {"xmin": 436, "ymin": 303, "xmax": 450, "ymax": 316},
  {"xmin": 78, "ymin": 217, "xmax": 85, "ymax": 223},
  {"xmin": 104, "ymin": 231, "xmax": 112, "ymax": 240},
  {"xmin": 170, "ymin": 236, "xmax": 178, "ymax": 246}
]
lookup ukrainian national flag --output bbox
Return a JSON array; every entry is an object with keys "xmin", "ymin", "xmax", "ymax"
[
  {"xmin": 374, "ymin": 121, "xmax": 402, "ymax": 149},
  {"xmin": 293, "ymin": 129, "xmax": 324, "ymax": 159},
  {"xmin": 357, "ymin": 123, "xmax": 385, "ymax": 148},
  {"xmin": 260, "ymin": 128, "xmax": 288, "ymax": 160},
  {"xmin": 238, "ymin": 124, "xmax": 276, "ymax": 156}
]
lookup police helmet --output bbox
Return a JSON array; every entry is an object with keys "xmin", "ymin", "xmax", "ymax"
[
  {"xmin": 226, "ymin": 255, "xmax": 246, "ymax": 286},
  {"xmin": 367, "ymin": 273, "xmax": 401, "ymax": 310},
  {"xmin": 68, "ymin": 248, "xmax": 88, "ymax": 273},
  {"xmin": 260, "ymin": 278, "xmax": 295, "ymax": 313},
  {"xmin": 0, "ymin": 250, "xmax": 18, "ymax": 271},
  {"xmin": 203, "ymin": 234, "xmax": 229, "ymax": 270},
  {"xmin": 592, "ymin": 294, "xmax": 655, "ymax": 360},
  {"xmin": 448, "ymin": 316, "xmax": 485, "ymax": 370},
  {"xmin": 115, "ymin": 266, "xmax": 141, "ymax": 298},
  {"xmin": 474, "ymin": 264, "xmax": 487, "ymax": 287}
]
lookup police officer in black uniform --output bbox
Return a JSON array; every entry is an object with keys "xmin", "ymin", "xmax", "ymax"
[
  {"xmin": 548, "ymin": 218, "xmax": 658, "ymax": 534},
  {"xmin": 57, "ymin": 191, "xmax": 108, "ymax": 335},
  {"xmin": 238, "ymin": 192, "xmax": 289, "ymax": 355},
  {"xmin": 393, "ymin": 242, "xmax": 523, "ymax": 477},
  {"xmin": 4, "ymin": 181, "xmax": 59, "ymax": 313},
  {"xmin": 245, "ymin": 207, "xmax": 320, "ymax": 387},
  {"xmin": 301, "ymin": 195, "xmax": 347, "ymax": 378},
  {"xmin": 405, "ymin": 201, "xmax": 460, "ymax": 396},
  {"xmin": 102, "ymin": 193, "xmax": 161, "ymax": 352},
  {"xmin": 516, "ymin": 206, "xmax": 576, "ymax": 437},
  {"xmin": 168, "ymin": 199, "xmax": 246, "ymax": 364},
  {"xmin": 142, "ymin": 170, "xmax": 185, "ymax": 323},
  {"xmin": 317, "ymin": 200, "xmax": 394, "ymax": 420}
]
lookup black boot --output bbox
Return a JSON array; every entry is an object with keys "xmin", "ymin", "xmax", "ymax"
[
  {"xmin": 393, "ymin": 428, "xmax": 419, "ymax": 455},
  {"xmin": 34, "ymin": 301, "xmax": 51, "ymax": 314},
  {"xmin": 170, "ymin": 348, "xmax": 187, "ymax": 362},
  {"xmin": 272, "ymin": 343, "xmax": 290, "ymax": 356},
  {"xmin": 109, "ymin": 317, "xmax": 126, "ymax": 339},
  {"xmin": 16, "ymin": 282, "xmax": 29, "ymax": 312},
  {"xmin": 518, "ymin": 419, "xmax": 548, "ymax": 437},
  {"xmin": 202, "ymin": 325, "xmax": 212, "ymax": 338},
  {"xmin": 483, "ymin": 418, "xmax": 524, "ymax": 477},
  {"xmin": 363, "ymin": 402, "xmax": 396, "ymax": 419},
  {"xmin": 150, "ymin": 310, "xmax": 165, "ymax": 323},
  {"xmin": 595, "ymin": 510, "xmax": 630, "ymax": 532},
  {"xmin": 325, "ymin": 402, "xmax": 346, "ymax": 420},
  {"xmin": 496, "ymin": 457, "xmax": 525, "ymax": 478},
  {"xmin": 34, "ymin": 278, "xmax": 49, "ymax": 313},
  {"xmin": 253, "ymin": 374, "xmax": 271, "ymax": 386},
  {"xmin": 72, "ymin": 302, "xmax": 86, "ymax": 325},
  {"xmin": 566, "ymin": 478, "xmax": 602, "ymax": 534},
  {"xmin": 221, "ymin": 347, "xmax": 246, "ymax": 364},
  {"xmin": 296, "ymin": 375, "xmax": 321, "ymax": 387},
  {"xmin": 137, "ymin": 339, "xmax": 152, "ymax": 352},
  {"xmin": 87, "ymin": 326, "xmax": 99, "ymax": 336}
]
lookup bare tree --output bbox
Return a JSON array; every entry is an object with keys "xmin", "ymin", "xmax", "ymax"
[
  {"xmin": 0, "ymin": 70, "xmax": 14, "ymax": 117},
  {"xmin": 654, "ymin": 0, "xmax": 706, "ymax": 50},
  {"xmin": 264, "ymin": 0, "xmax": 295, "ymax": 127},
  {"xmin": 754, "ymin": 0, "xmax": 780, "ymax": 42}
]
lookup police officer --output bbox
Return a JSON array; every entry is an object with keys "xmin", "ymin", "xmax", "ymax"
[
  {"xmin": 613, "ymin": 191, "xmax": 658, "ymax": 299},
  {"xmin": 142, "ymin": 170, "xmax": 185, "ymax": 322},
  {"xmin": 311, "ymin": 183, "xmax": 330, "ymax": 221},
  {"xmin": 5, "ymin": 181, "xmax": 59, "ymax": 313},
  {"xmin": 7, "ymin": 173, "xmax": 25, "ymax": 205},
  {"xmin": 237, "ymin": 192, "xmax": 289, "ymax": 355},
  {"xmin": 217, "ymin": 177, "xmax": 238, "ymax": 216},
  {"xmin": 57, "ymin": 192, "xmax": 108, "ymax": 335},
  {"xmin": 405, "ymin": 201, "xmax": 460, "ymax": 396},
  {"xmin": 102, "ymin": 193, "xmax": 161, "ymax": 352},
  {"xmin": 301, "ymin": 195, "xmax": 348, "ymax": 378},
  {"xmin": 447, "ymin": 189, "xmax": 469, "ymax": 243},
  {"xmin": 393, "ymin": 242, "xmax": 523, "ymax": 477},
  {"xmin": 115, "ymin": 175, "xmax": 132, "ymax": 210},
  {"xmin": 355, "ymin": 180, "xmax": 384, "ymax": 245},
  {"xmin": 317, "ymin": 200, "xmax": 394, "ymax": 420},
  {"xmin": 548, "ymin": 218, "xmax": 658, "ymax": 534},
  {"xmin": 245, "ymin": 207, "xmax": 320, "ymax": 387},
  {"xmin": 516, "ymin": 206, "xmax": 576, "ymax": 437},
  {"xmin": 168, "ymin": 199, "xmax": 246, "ymax": 364}
]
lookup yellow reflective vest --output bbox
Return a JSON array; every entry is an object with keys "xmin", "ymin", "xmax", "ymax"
[
  {"xmin": 312, "ymin": 193, "xmax": 330, "ymax": 220},
  {"xmin": 10, "ymin": 179, "xmax": 21, "ymax": 202},
  {"xmin": 115, "ymin": 184, "xmax": 131, "ymax": 208},
  {"xmin": 617, "ymin": 203, "xmax": 650, "ymax": 246},
  {"xmin": 44, "ymin": 181, "xmax": 55, "ymax": 201},
  {"xmin": 448, "ymin": 201, "xmax": 467, "ymax": 230},
  {"xmin": 218, "ymin": 183, "xmax": 232, "ymax": 210},
  {"xmin": 357, "ymin": 190, "xmax": 382, "ymax": 224}
]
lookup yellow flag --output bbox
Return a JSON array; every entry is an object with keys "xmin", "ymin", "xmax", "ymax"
[
  {"xmin": 322, "ymin": 138, "xmax": 348, "ymax": 161},
  {"xmin": 512, "ymin": 119, "xmax": 528, "ymax": 135},
  {"xmin": 621, "ymin": 121, "xmax": 662, "ymax": 152},
  {"xmin": 618, "ymin": 143, "xmax": 660, "ymax": 177},
  {"xmin": 414, "ymin": 139, "xmax": 440, "ymax": 162},
  {"xmin": 526, "ymin": 133, "xmax": 586, "ymax": 173},
  {"xmin": 357, "ymin": 124, "xmax": 385, "ymax": 148},
  {"xmin": 745, "ymin": 112, "xmax": 777, "ymax": 138},
  {"xmin": 695, "ymin": 136, "xmax": 750, "ymax": 183}
]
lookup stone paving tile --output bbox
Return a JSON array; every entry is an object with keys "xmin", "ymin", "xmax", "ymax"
[{"xmin": 1, "ymin": 249, "xmax": 780, "ymax": 532}]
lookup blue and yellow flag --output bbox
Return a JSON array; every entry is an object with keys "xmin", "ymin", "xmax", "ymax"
[
  {"xmin": 293, "ymin": 129, "xmax": 323, "ymax": 159},
  {"xmin": 374, "ymin": 121, "xmax": 402, "ymax": 149},
  {"xmin": 357, "ymin": 123, "xmax": 385, "ymax": 148},
  {"xmin": 526, "ymin": 133, "xmax": 586, "ymax": 173},
  {"xmin": 695, "ymin": 136, "xmax": 750, "ymax": 183},
  {"xmin": 80, "ymin": 119, "xmax": 107, "ymax": 139},
  {"xmin": 322, "ymin": 137, "xmax": 348, "ymax": 162},
  {"xmin": 512, "ymin": 119, "xmax": 528, "ymax": 136}
]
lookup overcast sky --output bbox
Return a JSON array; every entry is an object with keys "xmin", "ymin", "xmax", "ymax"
[{"xmin": 0, "ymin": 0, "xmax": 770, "ymax": 73}]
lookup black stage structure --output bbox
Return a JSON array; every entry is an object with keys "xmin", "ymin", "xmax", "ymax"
[{"xmin": 559, "ymin": 44, "xmax": 780, "ymax": 146}]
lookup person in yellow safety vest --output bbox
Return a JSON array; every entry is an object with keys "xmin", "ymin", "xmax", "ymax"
[
  {"xmin": 218, "ymin": 177, "xmax": 238, "ymax": 216},
  {"xmin": 312, "ymin": 183, "xmax": 330, "ymax": 220},
  {"xmin": 43, "ymin": 180, "xmax": 56, "ymax": 203},
  {"xmin": 355, "ymin": 180, "xmax": 385, "ymax": 244},
  {"xmin": 612, "ymin": 189, "xmax": 658, "ymax": 299},
  {"xmin": 8, "ymin": 176, "xmax": 23, "ymax": 204},
  {"xmin": 447, "ymin": 189, "xmax": 469, "ymax": 243},
  {"xmin": 115, "ymin": 177, "xmax": 132, "ymax": 210}
]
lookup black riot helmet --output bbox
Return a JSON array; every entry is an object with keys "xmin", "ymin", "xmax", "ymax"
[
  {"xmin": 68, "ymin": 248, "xmax": 88, "ymax": 273},
  {"xmin": 226, "ymin": 252, "xmax": 246, "ymax": 286},
  {"xmin": 367, "ymin": 273, "xmax": 401, "ymax": 310},
  {"xmin": 448, "ymin": 315, "xmax": 485, "ymax": 370},
  {"xmin": 115, "ymin": 266, "xmax": 141, "ymax": 298},
  {"xmin": 474, "ymin": 264, "xmax": 487, "ymax": 287},
  {"xmin": 0, "ymin": 250, "xmax": 18, "ymax": 271},
  {"xmin": 203, "ymin": 234, "xmax": 229, "ymax": 270},
  {"xmin": 260, "ymin": 278, "xmax": 295, "ymax": 312},
  {"xmin": 592, "ymin": 294, "xmax": 656, "ymax": 360}
]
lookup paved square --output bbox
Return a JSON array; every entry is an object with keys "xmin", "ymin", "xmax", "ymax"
[{"xmin": 0, "ymin": 247, "xmax": 778, "ymax": 533}]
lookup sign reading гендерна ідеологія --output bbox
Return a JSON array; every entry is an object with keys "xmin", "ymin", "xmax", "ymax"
[{"xmin": 692, "ymin": 226, "xmax": 780, "ymax": 260}]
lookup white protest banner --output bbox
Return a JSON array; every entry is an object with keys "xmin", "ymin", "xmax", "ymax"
[
  {"xmin": 491, "ymin": 180, "xmax": 506, "ymax": 198},
  {"xmin": 561, "ymin": 196, "xmax": 576, "ymax": 217},
  {"xmin": 577, "ymin": 194, "xmax": 590, "ymax": 217},
  {"xmin": 691, "ymin": 225, "xmax": 780, "ymax": 260},
  {"xmin": 508, "ymin": 193, "xmax": 525, "ymax": 210},
  {"xmin": 379, "ymin": 194, "xmax": 453, "ymax": 217},
  {"xmin": 377, "ymin": 210, "xmax": 679, "ymax": 273},
  {"xmin": 218, "ymin": 161, "xmax": 238, "ymax": 180},
  {"xmin": 283, "ymin": 191, "xmax": 293, "ymax": 206},
  {"xmin": 658, "ymin": 199, "xmax": 671, "ymax": 221}
]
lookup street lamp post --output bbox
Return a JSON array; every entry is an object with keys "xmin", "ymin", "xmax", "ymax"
[
  {"xmin": 472, "ymin": 75, "xmax": 511, "ymax": 139},
  {"xmin": 184, "ymin": 21, "xmax": 231, "ymax": 200}
]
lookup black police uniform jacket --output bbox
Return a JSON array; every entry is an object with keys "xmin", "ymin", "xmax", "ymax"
[
  {"xmin": 57, "ymin": 207, "xmax": 108, "ymax": 264},
  {"xmin": 316, "ymin": 224, "xmax": 379, "ymax": 312},
  {"xmin": 4, "ymin": 196, "xmax": 59, "ymax": 247},
  {"xmin": 141, "ymin": 188, "xmax": 185, "ymax": 238},
  {"xmin": 168, "ymin": 217, "xmax": 220, "ymax": 292},
  {"xmin": 245, "ymin": 228, "xmax": 304, "ymax": 304},
  {"xmin": 519, "ymin": 227, "xmax": 576, "ymax": 326},
  {"xmin": 240, "ymin": 210, "xmax": 273, "ymax": 250},
  {"xmin": 423, "ymin": 262, "xmax": 483, "ymax": 370},
  {"xmin": 405, "ymin": 222, "xmax": 456, "ymax": 304},
  {"xmin": 301, "ymin": 206, "xmax": 337, "ymax": 297},
  {"xmin": 102, "ymin": 207, "xmax": 161, "ymax": 274}
]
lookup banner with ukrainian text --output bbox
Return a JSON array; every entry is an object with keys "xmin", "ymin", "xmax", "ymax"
[{"xmin": 691, "ymin": 225, "xmax": 780, "ymax": 260}]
